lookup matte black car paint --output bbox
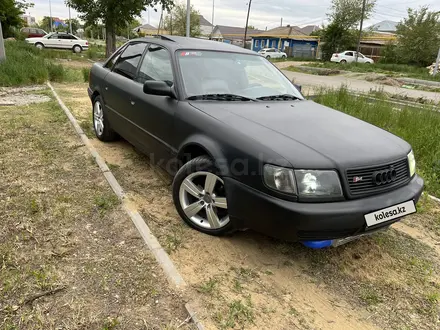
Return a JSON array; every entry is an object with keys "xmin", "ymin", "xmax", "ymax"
[{"xmin": 88, "ymin": 36, "xmax": 424, "ymax": 241}]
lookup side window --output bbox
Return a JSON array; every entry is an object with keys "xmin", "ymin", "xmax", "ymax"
[
  {"xmin": 345, "ymin": 52, "xmax": 353, "ymax": 56},
  {"xmin": 104, "ymin": 45, "xmax": 126, "ymax": 69},
  {"xmin": 137, "ymin": 44, "xmax": 173, "ymax": 85},
  {"xmin": 49, "ymin": 34, "xmax": 59, "ymax": 39},
  {"xmin": 23, "ymin": 27, "xmax": 30, "ymax": 33},
  {"xmin": 113, "ymin": 43, "xmax": 147, "ymax": 80},
  {"xmin": 30, "ymin": 28, "xmax": 37, "ymax": 34}
]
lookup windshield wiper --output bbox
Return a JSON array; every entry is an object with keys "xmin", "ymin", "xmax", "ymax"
[
  {"xmin": 187, "ymin": 94, "xmax": 258, "ymax": 102},
  {"xmin": 256, "ymin": 94, "xmax": 301, "ymax": 101}
]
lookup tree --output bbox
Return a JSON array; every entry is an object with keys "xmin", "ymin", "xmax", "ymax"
[
  {"xmin": 320, "ymin": 0, "xmax": 376, "ymax": 61},
  {"xmin": 116, "ymin": 18, "xmax": 142, "ymax": 39},
  {"xmin": 0, "ymin": 0, "xmax": 33, "ymax": 38},
  {"xmin": 247, "ymin": 25, "xmax": 255, "ymax": 30},
  {"xmin": 329, "ymin": 0, "xmax": 376, "ymax": 29},
  {"xmin": 66, "ymin": 0, "xmax": 173, "ymax": 57},
  {"xmin": 163, "ymin": 3, "xmax": 200, "ymax": 37},
  {"xmin": 65, "ymin": 18, "xmax": 80, "ymax": 34},
  {"xmin": 393, "ymin": 7, "xmax": 440, "ymax": 66},
  {"xmin": 39, "ymin": 16, "xmax": 52, "ymax": 32}
]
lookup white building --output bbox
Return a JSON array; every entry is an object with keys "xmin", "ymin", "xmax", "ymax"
[{"xmin": 21, "ymin": 14, "xmax": 36, "ymax": 26}]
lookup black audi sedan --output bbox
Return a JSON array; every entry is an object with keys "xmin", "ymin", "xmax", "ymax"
[{"xmin": 88, "ymin": 36, "xmax": 424, "ymax": 248}]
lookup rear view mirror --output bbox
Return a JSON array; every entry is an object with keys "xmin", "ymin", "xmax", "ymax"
[
  {"xmin": 143, "ymin": 80, "xmax": 176, "ymax": 98},
  {"xmin": 291, "ymin": 78, "xmax": 302, "ymax": 92}
]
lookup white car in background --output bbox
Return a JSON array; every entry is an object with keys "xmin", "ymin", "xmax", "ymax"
[
  {"xmin": 258, "ymin": 48, "xmax": 287, "ymax": 59},
  {"xmin": 25, "ymin": 32, "xmax": 89, "ymax": 53},
  {"xmin": 331, "ymin": 51, "xmax": 374, "ymax": 64}
]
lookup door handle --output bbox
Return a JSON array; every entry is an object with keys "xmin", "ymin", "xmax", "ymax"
[{"xmin": 130, "ymin": 100, "xmax": 135, "ymax": 106}]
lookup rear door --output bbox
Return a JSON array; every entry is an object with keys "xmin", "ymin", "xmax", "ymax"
[
  {"xmin": 131, "ymin": 43, "xmax": 178, "ymax": 163},
  {"xmin": 101, "ymin": 42, "xmax": 149, "ymax": 147},
  {"xmin": 344, "ymin": 51, "xmax": 354, "ymax": 63}
]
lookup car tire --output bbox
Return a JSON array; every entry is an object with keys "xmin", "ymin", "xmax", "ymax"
[
  {"xmin": 73, "ymin": 45, "xmax": 82, "ymax": 53},
  {"xmin": 340, "ymin": 59, "xmax": 347, "ymax": 64},
  {"xmin": 266, "ymin": 55, "xmax": 271, "ymax": 59},
  {"xmin": 172, "ymin": 156, "xmax": 235, "ymax": 236},
  {"xmin": 35, "ymin": 43, "xmax": 44, "ymax": 50},
  {"xmin": 282, "ymin": 55, "xmax": 287, "ymax": 59},
  {"xmin": 92, "ymin": 95, "xmax": 118, "ymax": 142}
]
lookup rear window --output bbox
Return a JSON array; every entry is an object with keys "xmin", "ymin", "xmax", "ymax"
[{"xmin": 113, "ymin": 43, "xmax": 147, "ymax": 80}]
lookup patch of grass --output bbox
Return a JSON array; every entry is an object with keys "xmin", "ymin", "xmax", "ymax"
[
  {"xmin": 94, "ymin": 193, "xmax": 120, "ymax": 214},
  {"xmin": 215, "ymin": 299, "xmax": 254, "ymax": 329},
  {"xmin": 307, "ymin": 62, "xmax": 440, "ymax": 82},
  {"xmin": 102, "ymin": 317, "xmax": 120, "ymax": 330},
  {"xmin": 197, "ymin": 278, "xmax": 219, "ymax": 294},
  {"xmin": 270, "ymin": 56, "xmax": 319, "ymax": 63},
  {"xmin": 164, "ymin": 229, "xmax": 183, "ymax": 253},
  {"xmin": 79, "ymin": 120, "xmax": 95, "ymax": 138},
  {"xmin": 359, "ymin": 285, "xmax": 383, "ymax": 306},
  {"xmin": 0, "ymin": 41, "xmax": 85, "ymax": 86},
  {"xmin": 313, "ymin": 87, "xmax": 440, "ymax": 197},
  {"xmin": 82, "ymin": 67, "xmax": 91, "ymax": 82}
]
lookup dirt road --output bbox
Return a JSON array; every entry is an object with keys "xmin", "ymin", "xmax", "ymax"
[
  {"xmin": 280, "ymin": 69, "xmax": 440, "ymax": 103},
  {"xmin": 53, "ymin": 82, "xmax": 440, "ymax": 330}
]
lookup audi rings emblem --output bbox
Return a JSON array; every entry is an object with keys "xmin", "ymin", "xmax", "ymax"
[{"xmin": 372, "ymin": 167, "xmax": 397, "ymax": 185}]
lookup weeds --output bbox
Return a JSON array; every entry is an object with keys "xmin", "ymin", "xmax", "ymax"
[
  {"xmin": 94, "ymin": 193, "xmax": 120, "ymax": 214},
  {"xmin": 0, "ymin": 41, "xmax": 87, "ymax": 86},
  {"xmin": 314, "ymin": 87, "xmax": 440, "ymax": 197},
  {"xmin": 215, "ymin": 299, "xmax": 254, "ymax": 329},
  {"xmin": 197, "ymin": 278, "xmax": 219, "ymax": 294},
  {"xmin": 307, "ymin": 62, "xmax": 440, "ymax": 82}
]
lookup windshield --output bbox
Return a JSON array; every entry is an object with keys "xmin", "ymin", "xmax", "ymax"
[{"xmin": 176, "ymin": 50, "xmax": 303, "ymax": 100}]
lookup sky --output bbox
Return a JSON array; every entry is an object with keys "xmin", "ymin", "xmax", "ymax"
[{"xmin": 27, "ymin": 0, "xmax": 440, "ymax": 30}]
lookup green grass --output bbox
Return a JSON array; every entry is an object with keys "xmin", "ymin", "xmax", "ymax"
[
  {"xmin": 0, "ymin": 41, "xmax": 87, "ymax": 86},
  {"xmin": 270, "ymin": 56, "xmax": 319, "ymax": 63},
  {"xmin": 314, "ymin": 88, "xmax": 440, "ymax": 197},
  {"xmin": 307, "ymin": 62, "xmax": 440, "ymax": 82}
]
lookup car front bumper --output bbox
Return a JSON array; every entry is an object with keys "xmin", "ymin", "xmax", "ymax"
[{"xmin": 224, "ymin": 175, "xmax": 424, "ymax": 242}]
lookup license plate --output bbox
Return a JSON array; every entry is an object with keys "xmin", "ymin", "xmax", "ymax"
[{"xmin": 364, "ymin": 200, "xmax": 416, "ymax": 227}]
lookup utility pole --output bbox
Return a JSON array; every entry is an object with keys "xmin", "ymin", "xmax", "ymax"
[
  {"xmin": 211, "ymin": 0, "xmax": 215, "ymax": 37},
  {"xmin": 243, "ymin": 0, "xmax": 252, "ymax": 48},
  {"xmin": 356, "ymin": 0, "xmax": 367, "ymax": 63},
  {"xmin": 157, "ymin": 9, "xmax": 163, "ymax": 35},
  {"xmin": 434, "ymin": 47, "xmax": 440, "ymax": 76},
  {"xmin": 49, "ymin": 0, "xmax": 53, "ymax": 32},
  {"xmin": 68, "ymin": 6, "xmax": 72, "ymax": 34},
  {"xmin": 0, "ymin": 18, "xmax": 5, "ymax": 62},
  {"xmin": 186, "ymin": 0, "xmax": 190, "ymax": 37},
  {"xmin": 280, "ymin": 17, "xmax": 283, "ymax": 27},
  {"xmin": 170, "ymin": 11, "xmax": 173, "ymax": 35}
]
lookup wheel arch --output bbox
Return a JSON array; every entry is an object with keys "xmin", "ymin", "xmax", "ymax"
[{"xmin": 177, "ymin": 135, "xmax": 230, "ymax": 176}]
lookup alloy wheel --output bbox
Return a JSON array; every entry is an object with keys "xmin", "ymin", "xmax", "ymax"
[
  {"xmin": 178, "ymin": 171, "xmax": 229, "ymax": 230},
  {"xmin": 93, "ymin": 101, "xmax": 104, "ymax": 136}
]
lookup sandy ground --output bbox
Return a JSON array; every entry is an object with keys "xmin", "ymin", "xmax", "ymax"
[{"xmin": 51, "ymin": 82, "xmax": 440, "ymax": 330}]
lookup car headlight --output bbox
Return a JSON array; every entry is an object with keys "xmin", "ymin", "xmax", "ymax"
[
  {"xmin": 407, "ymin": 150, "xmax": 416, "ymax": 177},
  {"xmin": 263, "ymin": 165, "xmax": 297, "ymax": 194},
  {"xmin": 294, "ymin": 170, "xmax": 343, "ymax": 198}
]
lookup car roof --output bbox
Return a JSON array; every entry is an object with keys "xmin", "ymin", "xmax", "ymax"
[{"xmin": 130, "ymin": 35, "xmax": 256, "ymax": 55}]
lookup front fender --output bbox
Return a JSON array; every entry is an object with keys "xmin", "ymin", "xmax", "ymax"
[{"xmin": 177, "ymin": 134, "xmax": 232, "ymax": 176}]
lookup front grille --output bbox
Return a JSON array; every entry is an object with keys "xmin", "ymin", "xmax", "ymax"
[{"xmin": 346, "ymin": 158, "xmax": 410, "ymax": 198}]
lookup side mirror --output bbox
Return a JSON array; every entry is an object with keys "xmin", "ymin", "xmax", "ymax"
[
  {"xmin": 143, "ymin": 80, "xmax": 176, "ymax": 98},
  {"xmin": 293, "ymin": 83, "xmax": 302, "ymax": 92}
]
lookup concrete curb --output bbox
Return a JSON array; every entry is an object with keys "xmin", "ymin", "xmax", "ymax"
[{"xmin": 47, "ymin": 82, "xmax": 204, "ymax": 328}]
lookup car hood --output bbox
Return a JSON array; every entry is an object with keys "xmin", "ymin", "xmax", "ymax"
[{"xmin": 189, "ymin": 100, "xmax": 410, "ymax": 169}]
